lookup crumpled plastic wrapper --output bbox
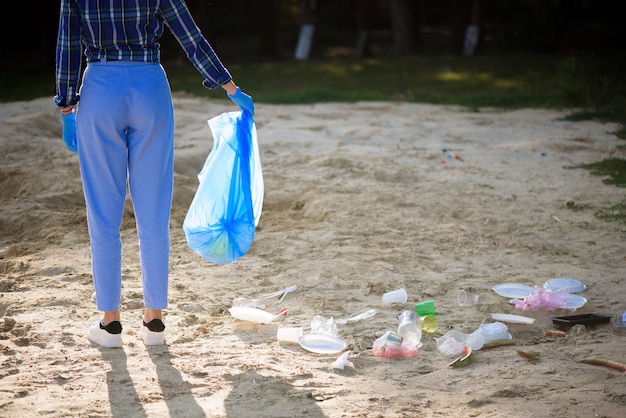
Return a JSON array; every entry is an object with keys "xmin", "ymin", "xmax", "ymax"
[
  {"xmin": 332, "ymin": 351, "xmax": 354, "ymax": 369},
  {"xmin": 511, "ymin": 286, "xmax": 568, "ymax": 311}
]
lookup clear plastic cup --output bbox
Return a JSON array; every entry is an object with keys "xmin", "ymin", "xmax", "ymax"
[
  {"xmin": 457, "ymin": 290, "xmax": 479, "ymax": 306},
  {"xmin": 613, "ymin": 311, "xmax": 626, "ymax": 328}
]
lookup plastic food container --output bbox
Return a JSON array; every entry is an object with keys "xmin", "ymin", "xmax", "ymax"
[{"xmin": 551, "ymin": 314, "xmax": 611, "ymax": 328}]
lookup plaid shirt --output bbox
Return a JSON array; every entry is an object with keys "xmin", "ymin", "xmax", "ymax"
[{"xmin": 55, "ymin": 0, "xmax": 232, "ymax": 107}]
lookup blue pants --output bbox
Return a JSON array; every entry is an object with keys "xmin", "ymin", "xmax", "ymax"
[{"xmin": 77, "ymin": 60, "xmax": 174, "ymax": 312}]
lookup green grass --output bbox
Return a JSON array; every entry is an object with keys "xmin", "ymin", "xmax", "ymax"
[
  {"xmin": 166, "ymin": 55, "xmax": 566, "ymax": 107},
  {"xmin": 569, "ymin": 158, "xmax": 626, "ymax": 225},
  {"xmin": 596, "ymin": 200, "xmax": 626, "ymax": 225},
  {"xmin": 2, "ymin": 54, "xmax": 624, "ymax": 113},
  {"xmin": 570, "ymin": 158, "xmax": 626, "ymax": 188}
]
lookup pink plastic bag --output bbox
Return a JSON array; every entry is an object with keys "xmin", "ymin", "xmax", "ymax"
[
  {"xmin": 372, "ymin": 331, "xmax": 420, "ymax": 359},
  {"xmin": 511, "ymin": 286, "xmax": 568, "ymax": 311}
]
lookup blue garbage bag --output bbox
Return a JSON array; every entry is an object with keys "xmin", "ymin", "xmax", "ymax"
[{"xmin": 183, "ymin": 110, "xmax": 263, "ymax": 264}]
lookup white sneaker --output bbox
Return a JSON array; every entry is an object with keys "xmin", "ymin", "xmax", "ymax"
[
  {"xmin": 87, "ymin": 320, "xmax": 123, "ymax": 348},
  {"xmin": 139, "ymin": 319, "xmax": 165, "ymax": 346}
]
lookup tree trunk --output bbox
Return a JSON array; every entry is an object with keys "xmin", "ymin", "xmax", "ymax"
[
  {"xmin": 355, "ymin": 0, "xmax": 376, "ymax": 57},
  {"xmin": 462, "ymin": 0, "xmax": 481, "ymax": 56},
  {"xmin": 389, "ymin": 0, "xmax": 419, "ymax": 55},
  {"xmin": 295, "ymin": 0, "xmax": 317, "ymax": 60}
]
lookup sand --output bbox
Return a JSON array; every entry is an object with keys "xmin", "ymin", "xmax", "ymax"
[{"xmin": 1, "ymin": 95, "xmax": 625, "ymax": 417}]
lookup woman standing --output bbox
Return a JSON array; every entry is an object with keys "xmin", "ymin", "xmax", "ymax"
[{"xmin": 55, "ymin": 0, "xmax": 254, "ymax": 348}]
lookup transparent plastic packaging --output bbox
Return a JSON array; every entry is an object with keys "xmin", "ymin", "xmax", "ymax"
[
  {"xmin": 310, "ymin": 316, "xmax": 339, "ymax": 337},
  {"xmin": 435, "ymin": 329, "xmax": 484, "ymax": 355},
  {"xmin": 613, "ymin": 311, "xmax": 626, "ymax": 328},
  {"xmin": 372, "ymin": 330, "xmax": 420, "ymax": 359},
  {"xmin": 477, "ymin": 322, "xmax": 512, "ymax": 343},
  {"xmin": 397, "ymin": 310, "xmax": 422, "ymax": 346}
]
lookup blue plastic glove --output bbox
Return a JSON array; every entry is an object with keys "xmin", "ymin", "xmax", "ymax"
[
  {"xmin": 61, "ymin": 111, "xmax": 78, "ymax": 153},
  {"xmin": 228, "ymin": 87, "xmax": 255, "ymax": 115}
]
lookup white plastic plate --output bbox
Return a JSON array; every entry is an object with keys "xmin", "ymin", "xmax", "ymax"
[
  {"xmin": 492, "ymin": 283, "xmax": 534, "ymax": 299},
  {"xmin": 542, "ymin": 278, "xmax": 586, "ymax": 293},
  {"xmin": 564, "ymin": 294, "xmax": 587, "ymax": 310},
  {"xmin": 491, "ymin": 313, "xmax": 535, "ymax": 324},
  {"xmin": 298, "ymin": 334, "xmax": 347, "ymax": 354},
  {"xmin": 229, "ymin": 307, "xmax": 276, "ymax": 324}
]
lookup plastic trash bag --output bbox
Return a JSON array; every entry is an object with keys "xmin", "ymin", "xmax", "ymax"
[
  {"xmin": 183, "ymin": 110, "xmax": 263, "ymax": 264},
  {"xmin": 372, "ymin": 330, "xmax": 420, "ymax": 359}
]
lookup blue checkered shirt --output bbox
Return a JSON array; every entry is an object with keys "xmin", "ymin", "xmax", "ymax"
[{"xmin": 55, "ymin": 0, "xmax": 232, "ymax": 107}]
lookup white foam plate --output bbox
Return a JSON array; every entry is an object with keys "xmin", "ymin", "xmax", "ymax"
[
  {"xmin": 229, "ymin": 307, "xmax": 276, "ymax": 324},
  {"xmin": 298, "ymin": 334, "xmax": 347, "ymax": 354},
  {"xmin": 491, "ymin": 313, "xmax": 535, "ymax": 324},
  {"xmin": 564, "ymin": 294, "xmax": 587, "ymax": 310},
  {"xmin": 492, "ymin": 283, "xmax": 534, "ymax": 299},
  {"xmin": 542, "ymin": 278, "xmax": 586, "ymax": 293}
]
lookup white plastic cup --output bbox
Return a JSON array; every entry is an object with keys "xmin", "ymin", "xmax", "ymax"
[
  {"xmin": 457, "ymin": 290, "xmax": 479, "ymax": 306},
  {"xmin": 277, "ymin": 327, "xmax": 303, "ymax": 343},
  {"xmin": 382, "ymin": 288, "xmax": 408, "ymax": 304}
]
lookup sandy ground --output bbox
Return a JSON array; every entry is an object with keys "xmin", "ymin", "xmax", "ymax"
[{"xmin": 1, "ymin": 95, "xmax": 625, "ymax": 417}]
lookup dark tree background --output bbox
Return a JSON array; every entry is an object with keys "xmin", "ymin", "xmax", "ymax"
[{"xmin": 2, "ymin": 0, "xmax": 624, "ymax": 74}]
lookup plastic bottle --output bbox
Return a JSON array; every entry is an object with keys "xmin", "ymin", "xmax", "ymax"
[{"xmin": 397, "ymin": 310, "xmax": 422, "ymax": 347}]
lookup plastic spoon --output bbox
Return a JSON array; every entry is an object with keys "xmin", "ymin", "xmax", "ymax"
[
  {"xmin": 260, "ymin": 285, "xmax": 297, "ymax": 303},
  {"xmin": 277, "ymin": 285, "xmax": 297, "ymax": 304},
  {"xmin": 335, "ymin": 309, "xmax": 377, "ymax": 325},
  {"xmin": 233, "ymin": 285, "xmax": 297, "ymax": 308}
]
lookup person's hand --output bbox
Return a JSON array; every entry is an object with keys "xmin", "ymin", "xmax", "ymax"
[
  {"xmin": 228, "ymin": 87, "xmax": 255, "ymax": 115},
  {"xmin": 61, "ymin": 111, "xmax": 78, "ymax": 153}
]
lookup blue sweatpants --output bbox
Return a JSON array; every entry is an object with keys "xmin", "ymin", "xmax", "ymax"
[{"xmin": 76, "ymin": 60, "xmax": 174, "ymax": 312}]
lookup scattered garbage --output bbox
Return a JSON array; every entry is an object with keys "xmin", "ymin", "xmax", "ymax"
[
  {"xmin": 492, "ymin": 279, "xmax": 588, "ymax": 311},
  {"xmin": 440, "ymin": 148, "xmax": 464, "ymax": 164},
  {"xmin": 228, "ymin": 277, "xmax": 616, "ymax": 374}
]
